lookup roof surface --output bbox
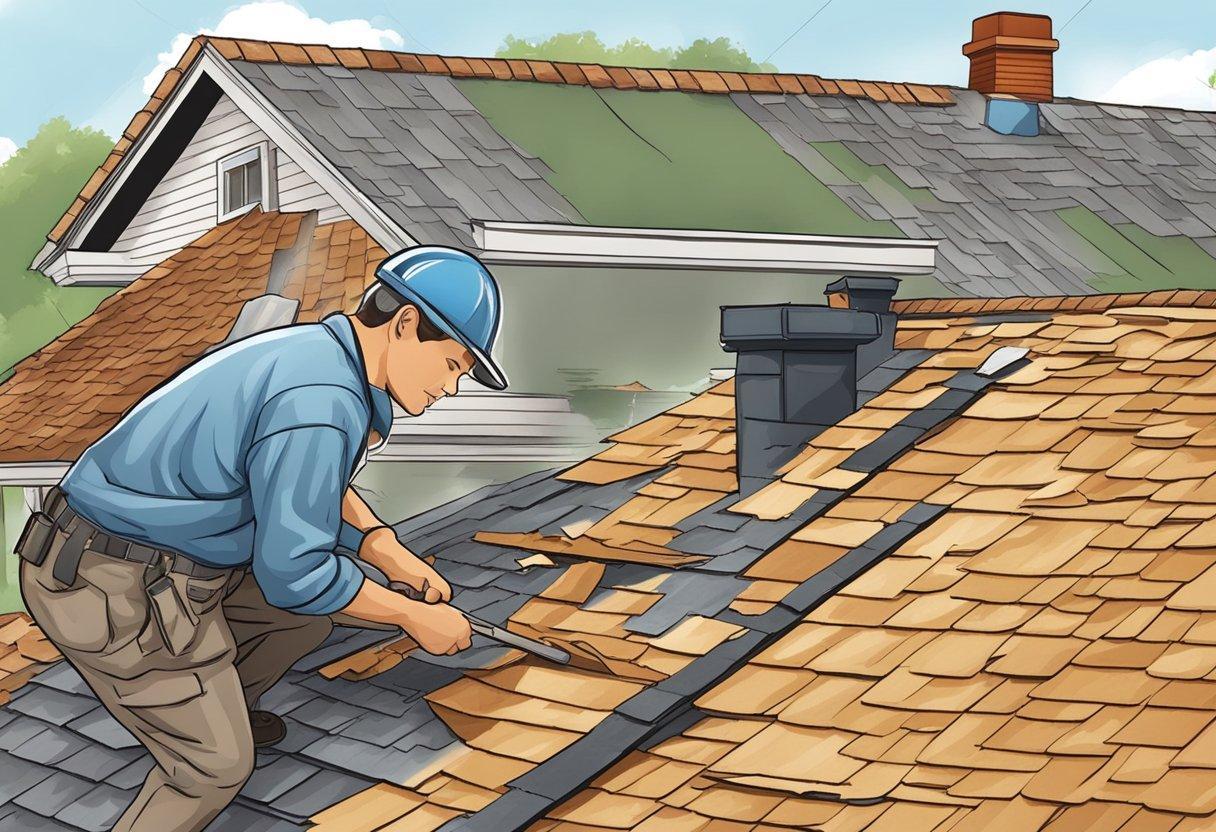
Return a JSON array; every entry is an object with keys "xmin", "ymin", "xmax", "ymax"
[
  {"xmin": 45, "ymin": 37, "xmax": 1216, "ymax": 299},
  {"xmin": 0, "ymin": 209, "xmax": 383, "ymax": 463},
  {"xmin": 5, "ymin": 293, "xmax": 1216, "ymax": 830}
]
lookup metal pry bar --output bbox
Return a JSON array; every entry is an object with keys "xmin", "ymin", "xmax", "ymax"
[{"xmin": 388, "ymin": 580, "xmax": 571, "ymax": 665}]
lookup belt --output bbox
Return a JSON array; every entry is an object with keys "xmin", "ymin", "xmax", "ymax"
[{"xmin": 43, "ymin": 487, "xmax": 233, "ymax": 585}]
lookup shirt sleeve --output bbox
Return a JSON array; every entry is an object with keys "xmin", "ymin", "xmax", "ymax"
[
  {"xmin": 336, "ymin": 521, "xmax": 367, "ymax": 553},
  {"xmin": 246, "ymin": 425, "xmax": 365, "ymax": 615}
]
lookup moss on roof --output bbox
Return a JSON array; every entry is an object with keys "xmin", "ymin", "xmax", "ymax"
[
  {"xmin": 456, "ymin": 80, "xmax": 903, "ymax": 238},
  {"xmin": 1058, "ymin": 205, "xmax": 1216, "ymax": 293}
]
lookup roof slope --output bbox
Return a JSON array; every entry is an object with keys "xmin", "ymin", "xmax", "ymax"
[
  {"xmin": 522, "ymin": 301, "xmax": 1216, "ymax": 831},
  {"xmin": 6, "ymin": 294, "xmax": 1216, "ymax": 829},
  {"xmin": 44, "ymin": 35, "xmax": 954, "ymax": 243},
  {"xmin": 0, "ymin": 209, "xmax": 384, "ymax": 462},
  {"xmin": 45, "ymin": 36, "xmax": 1216, "ymax": 299}
]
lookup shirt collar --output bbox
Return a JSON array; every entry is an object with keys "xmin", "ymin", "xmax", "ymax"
[{"xmin": 321, "ymin": 314, "xmax": 394, "ymax": 444}]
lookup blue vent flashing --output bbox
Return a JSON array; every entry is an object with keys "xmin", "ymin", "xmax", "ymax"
[{"xmin": 985, "ymin": 97, "xmax": 1041, "ymax": 137}]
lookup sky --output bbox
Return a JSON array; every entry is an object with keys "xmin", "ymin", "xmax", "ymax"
[{"xmin": 0, "ymin": 0, "xmax": 1213, "ymax": 163}]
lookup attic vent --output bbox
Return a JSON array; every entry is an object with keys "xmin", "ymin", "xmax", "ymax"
[
  {"xmin": 985, "ymin": 97, "xmax": 1041, "ymax": 137},
  {"xmin": 977, "ymin": 345, "xmax": 1030, "ymax": 378}
]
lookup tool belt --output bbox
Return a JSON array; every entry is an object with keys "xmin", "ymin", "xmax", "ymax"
[{"xmin": 14, "ymin": 486, "xmax": 232, "ymax": 588}]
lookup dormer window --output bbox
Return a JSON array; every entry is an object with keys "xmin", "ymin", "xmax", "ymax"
[{"xmin": 217, "ymin": 142, "xmax": 275, "ymax": 221}]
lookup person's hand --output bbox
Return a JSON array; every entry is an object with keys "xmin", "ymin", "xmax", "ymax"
[
  {"xmin": 400, "ymin": 602, "xmax": 472, "ymax": 656},
  {"xmin": 360, "ymin": 527, "xmax": 452, "ymax": 603}
]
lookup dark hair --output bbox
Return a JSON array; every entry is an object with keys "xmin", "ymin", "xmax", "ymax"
[{"xmin": 354, "ymin": 284, "xmax": 448, "ymax": 342}]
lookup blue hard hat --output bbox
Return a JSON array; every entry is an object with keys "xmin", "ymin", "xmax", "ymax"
[{"xmin": 374, "ymin": 246, "xmax": 508, "ymax": 390}]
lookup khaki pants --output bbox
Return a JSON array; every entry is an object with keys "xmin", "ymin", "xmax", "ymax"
[{"xmin": 20, "ymin": 532, "xmax": 333, "ymax": 832}]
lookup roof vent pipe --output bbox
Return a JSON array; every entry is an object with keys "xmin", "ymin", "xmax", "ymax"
[{"xmin": 824, "ymin": 276, "xmax": 901, "ymax": 378}]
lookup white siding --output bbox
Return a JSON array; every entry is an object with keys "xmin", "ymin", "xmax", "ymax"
[{"xmin": 112, "ymin": 95, "xmax": 348, "ymax": 262}]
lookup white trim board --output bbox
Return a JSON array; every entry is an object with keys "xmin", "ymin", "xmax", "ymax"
[
  {"xmin": 0, "ymin": 463, "xmax": 70, "ymax": 487},
  {"xmin": 57, "ymin": 250, "xmax": 161, "ymax": 287},
  {"xmin": 35, "ymin": 45, "xmax": 413, "ymax": 281},
  {"xmin": 474, "ymin": 221, "xmax": 939, "ymax": 274}
]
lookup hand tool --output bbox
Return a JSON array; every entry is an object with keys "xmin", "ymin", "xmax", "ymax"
[{"xmin": 389, "ymin": 580, "xmax": 571, "ymax": 665}]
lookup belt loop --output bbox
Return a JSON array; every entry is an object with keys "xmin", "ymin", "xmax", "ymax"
[{"xmin": 51, "ymin": 523, "xmax": 91, "ymax": 587}]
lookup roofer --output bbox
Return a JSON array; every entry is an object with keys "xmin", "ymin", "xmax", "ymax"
[{"xmin": 14, "ymin": 245, "xmax": 508, "ymax": 832}]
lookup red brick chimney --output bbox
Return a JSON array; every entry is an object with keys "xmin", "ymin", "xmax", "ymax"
[{"xmin": 962, "ymin": 11, "xmax": 1059, "ymax": 102}]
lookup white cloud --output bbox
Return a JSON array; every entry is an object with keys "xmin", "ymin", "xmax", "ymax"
[
  {"xmin": 142, "ymin": 1, "xmax": 403, "ymax": 94},
  {"xmin": 0, "ymin": 136, "xmax": 16, "ymax": 166},
  {"xmin": 1101, "ymin": 46, "xmax": 1216, "ymax": 111}
]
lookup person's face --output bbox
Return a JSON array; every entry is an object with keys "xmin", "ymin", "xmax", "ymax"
[{"xmin": 384, "ymin": 306, "xmax": 475, "ymax": 416}]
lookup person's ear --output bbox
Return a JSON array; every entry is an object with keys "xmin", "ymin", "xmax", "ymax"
[{"xmin": 393, "ymin": 305, "xmax": 418, "ymax": 341}]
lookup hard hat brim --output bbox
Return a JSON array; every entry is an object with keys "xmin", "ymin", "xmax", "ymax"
[{"xmin": 383, "ymin": 279, "xmax": 509, "ymax": 391}]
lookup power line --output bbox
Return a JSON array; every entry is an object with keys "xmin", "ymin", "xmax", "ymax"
[
  {"xmin": 761, "ymin": 0, "xmax": 836, "ymax": 65},
  {"xmin": 380, "ymin": 1, "xmax": 436, "ymax": 53},
  {"xmin": 1059, "ymin": 0, "xmax": 1096, "ymax": 33},
  {"xmin": 127, "ymin": 0, "xmax": 178, "ymax": 32}
]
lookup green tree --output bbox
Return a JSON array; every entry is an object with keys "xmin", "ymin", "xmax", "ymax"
[
  {"xmin": 496, "ymin": 32, "xmax": 774, "ymax": 72},
  {"xmin": 0, "ymin": 118, "xmax": 116, "ymax": 379},
  {"xmin": 1209, "ymin": 70, "xmax": 1216, "ymax": 89},
  {"xmin": 673, "ymin": 37, "xmax": 777, "ymax": 72},
  {"xmin": 0, "ymin": 118, "xmax": 116, "ymax": 611}
]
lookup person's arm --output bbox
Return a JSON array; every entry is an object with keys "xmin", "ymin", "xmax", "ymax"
[
  {"xmin": 246, "ymin": 425, "xmax": 469, "ymax": 653},
  {"xmin": 340, "ymin": 487, "xmax": 453, "ymax": 604},
  {"xmin": 338, "ymin": 581, "xmax": 471, "ymax": 656}
]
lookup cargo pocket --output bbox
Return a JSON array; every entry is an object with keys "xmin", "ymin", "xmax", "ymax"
[
  {"xmin": 20, "ymin": 559, "xmax": 111, "ymax": 654},
  {"xmin": 147, "ymin": 575, "xmax": 199, "ymax": 657},
  {"xmin": 182, "ymin": 573, "xmax": 230, "ymax": 616},
  {"xmin": 111, "ymin": 670, "xmax": 204, "ymax": 708}
]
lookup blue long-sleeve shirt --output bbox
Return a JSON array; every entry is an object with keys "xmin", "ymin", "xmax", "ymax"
[{"xmin": 60, "ymin": 314, "xmax": 393, "ymax": 615}]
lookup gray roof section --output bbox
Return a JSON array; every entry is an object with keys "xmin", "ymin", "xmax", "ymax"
[
  {"xmin": 229, "ymin": 60, "xmax": 1216, "ymax": 297},
  {"xmin": 231, "ymin": 61, "xmax": 583, "ymax": 248},
  {"xmin": 734, "ymin": 89, "xmax": 1216, "ymax": 297}
]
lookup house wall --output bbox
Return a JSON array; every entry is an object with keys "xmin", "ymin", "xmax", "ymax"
[{"xmin": 111, "ymin": 94, "xmax": 349, "ymax": 263}]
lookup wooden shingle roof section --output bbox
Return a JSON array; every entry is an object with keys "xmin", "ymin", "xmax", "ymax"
[
  {"xmin": 0, "ymin": 614, "xmax": 59, "ymax": 707},
  {"xmin": 522, "ymin": 303, "xmax": 1216, "ymax": 831},
  {"xmin": 894, "ymin": 289, "xmax": 1216, "ymax": 318},
  {"xmin": 0, "ymin": 211, "xmax": 384, "ymax": 463},
  {"xmin": 0, "ymin": 210, "xmax": 301, "ymax": 462}
]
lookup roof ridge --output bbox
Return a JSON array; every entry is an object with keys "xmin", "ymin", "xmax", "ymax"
[
  {"xmin": 198, "ymin": 34, "xmax": 957, "ymax": 106},
  {"xmin": 893, "ymin": 288, "xmax": 1216, "ymax": 316}
]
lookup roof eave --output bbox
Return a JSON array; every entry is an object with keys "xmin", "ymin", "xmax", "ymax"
[{"xmin": 37, "ymin": 41, "xmax": 415, "ymax": 280}]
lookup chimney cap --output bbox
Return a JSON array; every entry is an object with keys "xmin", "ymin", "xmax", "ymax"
[
  {"xmin": 969, "ymin": 10, "xmax": 1054, "ymax": 41},
  {"xmin": 721, "ymin": 304, "xmax": 879, "ymax": 352},
  {"xmin": 963, "ymin": 10, "xmax": 1058, "ymax": 102}
]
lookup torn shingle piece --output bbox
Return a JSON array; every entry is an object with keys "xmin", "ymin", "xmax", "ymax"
[
  {"xmin": 538, "ymin": 563, "xmax": 606, "ymax": 604},
  {"xmin": 474, "ymin": 531, "xmax": 704, "ymax": 568}
]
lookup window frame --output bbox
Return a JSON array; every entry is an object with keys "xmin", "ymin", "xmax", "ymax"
[{"xmin": 216, "ymin": 141, "xmax": 276, "ymax": 222}]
